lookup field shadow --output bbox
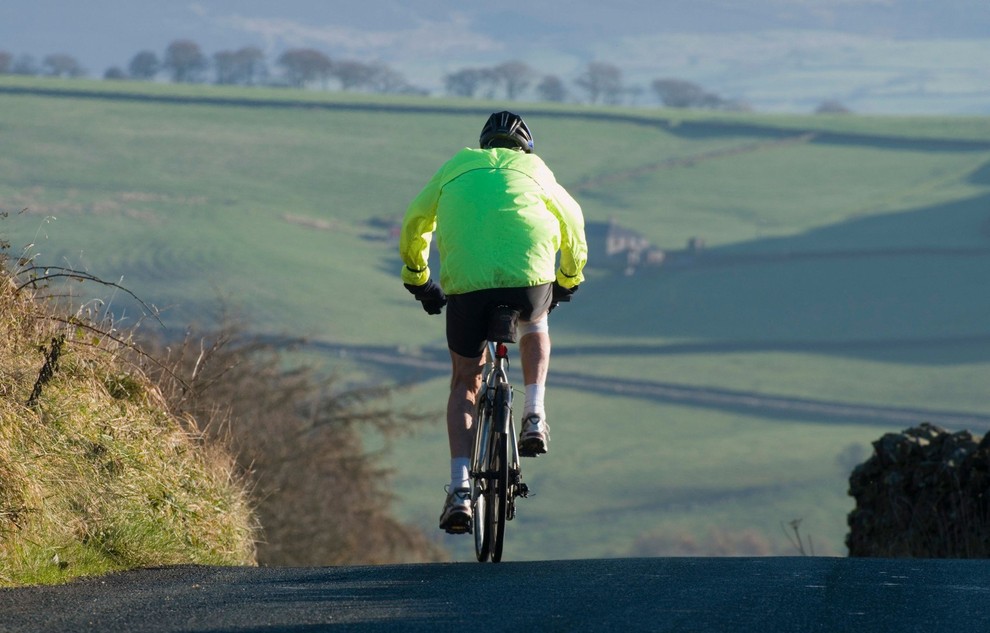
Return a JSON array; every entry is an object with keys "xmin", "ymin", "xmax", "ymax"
[{"xmin": 574, "ymin": 188, "xmax": 990, "ymax": 367}]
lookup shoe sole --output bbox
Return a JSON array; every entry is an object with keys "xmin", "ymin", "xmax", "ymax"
[
  {"xmin": 518, "ymin": 436, "xmax": 548, "ymax": 457},
  {"xmin": 440, "ymin": 510, "xmax": 472, "ymax": 534}
]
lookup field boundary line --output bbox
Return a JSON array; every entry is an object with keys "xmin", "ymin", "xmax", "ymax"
[
  {"xmin": 270, "ymin": 337, "xmax": 990, "ymax": 430},
  {"xmin": 4, "ymin": 84, "xmax": 990, "ymax": 152}
]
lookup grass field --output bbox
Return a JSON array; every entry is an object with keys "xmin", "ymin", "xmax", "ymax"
[{"xmin": 3, "ymin": 77, "xmax": 989, "ymax": 560}]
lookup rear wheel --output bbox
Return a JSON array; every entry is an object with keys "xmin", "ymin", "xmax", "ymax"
[
  {"xmin": 489, "ymin": 383, "xmax": 511, "ymax": 563},
  {"xmin": 489, "ymin": 431, "xmax": 509, "ymax": 563}
]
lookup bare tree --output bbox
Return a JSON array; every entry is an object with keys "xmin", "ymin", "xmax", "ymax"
[
  {"xmin": 479, "ymin": 67, "xmax": 502, "ymax": 98},
  {"xmin": 214, "ymin": 47, "xmax": 267, "ymax": 86},
  {"xmin": 0, "ymin": 51, "xmax": 12, "ymax": 74},
  {"xmin": 235, "ymin": 47, "xmax": 267, "ymax": 86},
  {"xmin": 536, "ymin": 74, "xmax": 567, "ymax": 102},
  {"xmin": 213, "ymin": 50, "xmax": 239, "ymax": 85},
  {"xmin": 357, "ymin": 61, "xmax": 419, "ymax": 94},
  {"xmin": 332, "ymin": 59, "xmax": 377, "ymax": 90},
  {"xmin": 128, "ymin": 50, "xmax": 160, "ymax": 80},
  {"xmin": 815, "ymin": 99, "xmax": 851, "ymax": 114},
  {"xmin": 42, "ymin": 53, "xmax": 85, "ymax": 78},
  {"xmin": 493, "ymin": 60, "xmax": 534, "ymax": 99},
  {"xmin": 103, "ymin": 67, "xmax": 127, "ymax": 80},
  {"xmin": 11, "ymin": 54, "xmax": 39, "ymax": 76},
  {"xmin": 444, "ymin": 67, "xmax": 493, "ymax": 98},
  {"xmin": 575, "ymin": 61, "xmax": 623, "ymax": 104},
  {"xmin": 277, "ymin": 48, "xmax": 333, "ymax": 88},
  {"xmin": 164, "ymin": 39, "xmax": 208, "ymax": 83},
  {"xmin": 652, "ymin": 78, "xmax": 722, "ymax": 108},
  {"xmin": 326, "ymin": 59, "xmax": 414, "ymax": 93},
  {"xmin": 371, "ymin": 65, "xmax": 422, "ymax": 94},
  {"xmin": 140, "ymin": 327, "xmax": 446, "ymax": 565}
]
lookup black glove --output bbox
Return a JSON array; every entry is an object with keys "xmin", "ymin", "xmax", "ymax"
[
  {"xmin": 404, "ymin": 278, "xmax": 447, "ymax": 315},
  {"xmin": 548, "ymin": 282, "xmax": 578, "ymax": 314}
]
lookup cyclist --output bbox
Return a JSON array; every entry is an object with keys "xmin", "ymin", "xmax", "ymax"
[{"xmin": 399, "ymin": 110, "xmax": 587, "ymax": 534}]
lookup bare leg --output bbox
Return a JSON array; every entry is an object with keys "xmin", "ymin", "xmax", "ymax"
[
  {"xmin": 519, "ymin": 331, "xmax": 551, "ymax": 387},
  {"xmin": 447, "ymin": 350, "xmax": 485, "ymax": 459},
  {"xmin": 518, "ymin": 330, "xmax": 552, "ymax": 456}
]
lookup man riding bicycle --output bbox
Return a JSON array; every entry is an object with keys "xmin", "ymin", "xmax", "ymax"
[{"xmin": 399, "ymin": 110, "xmax": 588, "ymax": 534}]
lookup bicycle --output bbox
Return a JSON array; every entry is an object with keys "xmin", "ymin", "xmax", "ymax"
[{"xmin": 470, "ymin": 306, "xmax": 529, "ymax": 563}]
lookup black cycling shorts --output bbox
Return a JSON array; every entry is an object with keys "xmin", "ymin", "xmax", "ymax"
[{"xmin": 446, "ymin": 284, "xmax": 553, "ymax": 358}]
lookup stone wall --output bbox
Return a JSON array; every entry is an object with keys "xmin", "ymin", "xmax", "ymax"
[{"xmin": 847, "ymin": 423, "xmax": 990, "ymax": 557}]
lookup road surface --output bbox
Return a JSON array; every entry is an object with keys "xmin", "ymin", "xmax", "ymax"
[{"xmin": 2, "ymin": 557, "xmax": 989, "ymax": 632}]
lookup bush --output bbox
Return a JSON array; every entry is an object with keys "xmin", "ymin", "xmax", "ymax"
[{"xmin": 138, "ymin": 325, "xmax": 447, "ymax": 566}]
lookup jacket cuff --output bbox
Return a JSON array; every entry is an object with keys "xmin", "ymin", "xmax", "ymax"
[
  {"xmin": 401, "ymin": 265, "xmax": 430, "ymax": 287},
  {"xmin": 555, "ymin": 269, "xmax": 583, "ymax": 289}
]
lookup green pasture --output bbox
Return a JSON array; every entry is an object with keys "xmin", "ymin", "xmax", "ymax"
[
  {"xmin": 2, "ymin": 77, "xmax": 990, "ymax": 560},
  {"xmin": 390, "ymin": 377, "xmax": 891, "ymax": 559}
]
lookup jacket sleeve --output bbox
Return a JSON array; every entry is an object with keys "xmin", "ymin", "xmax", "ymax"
[
  {"xmin": 398, "ymin": 167, "xmax": 444, "ymax": 287},
  {"xmin": 545, "ymin": 181, "xmax": 588, "ymax": 289}
]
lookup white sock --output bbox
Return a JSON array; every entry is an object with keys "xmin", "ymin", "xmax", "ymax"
[
  {"xmin": 524, "ymin": 383, "xmax": 546, "ymax": 418},
  {"xmin": 450, "ymin": 457, "xmax": 471, "ymax": 490}
]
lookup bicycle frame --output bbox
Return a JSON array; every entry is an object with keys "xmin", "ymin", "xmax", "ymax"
[
  {"xmin": 471, "ymin": 341, "xmax": 521, "ymax": 477},
  {"xmin": 470, "ymin": 336, "xmax": 525, "ymax": 562}
]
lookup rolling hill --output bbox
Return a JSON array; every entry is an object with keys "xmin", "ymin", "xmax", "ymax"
[{"xmin": 2, "ymin": 76, "xmax": 989, "ymax": 559}]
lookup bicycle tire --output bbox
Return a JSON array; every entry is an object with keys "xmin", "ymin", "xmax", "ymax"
[
  {"xmin": 489, "ymin": 383, "xmax": 511, "ymax": 563},
  {"xmin": 473, "ymin": 492, "xmax": 489, "ymax": 561},
  {"xmin": 473, "ymin": 396, "xmax": 492, "ymax": 562}
]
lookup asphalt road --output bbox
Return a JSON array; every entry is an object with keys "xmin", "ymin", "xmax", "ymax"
[{"xmin": 2, "ymin": 557, "xmax": 990, "ymax": 632}]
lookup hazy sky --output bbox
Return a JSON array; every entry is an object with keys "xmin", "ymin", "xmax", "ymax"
[
  {"xmin": 2, "ymin": 1, "xmax": 989, "ymax": 113},
  {"xmin": 3, "ymin": 0, "xmax": 987, "ymax": 65}
]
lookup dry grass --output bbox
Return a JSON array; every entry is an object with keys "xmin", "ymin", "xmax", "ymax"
[
  {"xmin": 1, "ymin": 212, "xmax": 443, "ymax": 583},
  {"xmin": 139, "ymin": 325, "xmax": 448, "ymax": 566},
  {"xmin": 0, "ymin": 251, "xmax": 257, "ymax": 586}
]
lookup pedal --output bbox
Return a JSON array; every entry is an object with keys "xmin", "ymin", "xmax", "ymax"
[
  {"xmin": 441, "ymin": 512, "xmax": 472, "ymax": 535},
  {"xmin": 518, "ymin": 438, "xmax": 547, "ymax": 458}
]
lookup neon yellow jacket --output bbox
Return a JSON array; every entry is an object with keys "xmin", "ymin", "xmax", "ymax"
[{"xmin": 399, "ymin": 147, "xmax": 587, "ymax": 295}]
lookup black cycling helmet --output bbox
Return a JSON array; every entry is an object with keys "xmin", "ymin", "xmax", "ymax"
[{"xmin": 479, "ymin": 110, "xmax": 534, "ymax": 153}]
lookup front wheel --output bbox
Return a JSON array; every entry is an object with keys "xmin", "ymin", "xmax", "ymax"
[
  {"xmin": 473, "ymin": 477, "xmax": 490, "ymax": 562},
  {"xmin": 489, "ymin": 382, "xmax": 511, "ymax": 562}
]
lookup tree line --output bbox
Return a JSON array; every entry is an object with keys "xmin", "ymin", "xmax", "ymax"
[{"xmin": 0, "ymin": 39, "xmax": 848, "ymax": 112}]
